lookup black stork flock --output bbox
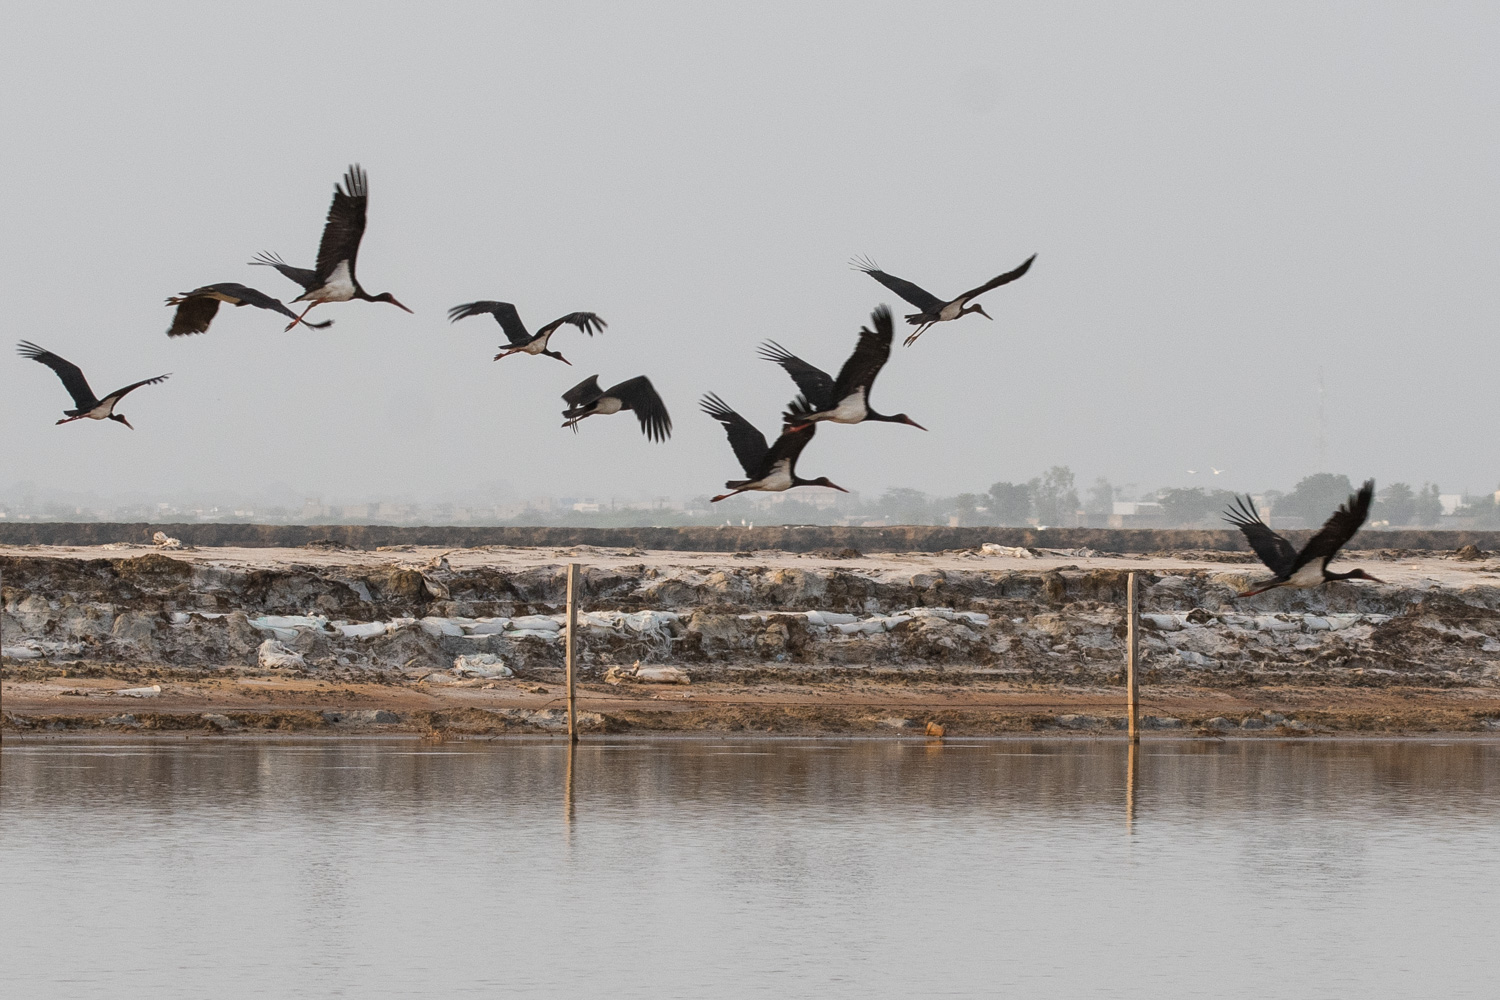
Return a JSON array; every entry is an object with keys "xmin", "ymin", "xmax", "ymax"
[{"xmin": 20, "ymin": 160, "xmax": 1388, "ymax": 604}]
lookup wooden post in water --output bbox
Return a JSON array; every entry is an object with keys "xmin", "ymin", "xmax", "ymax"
[
  {"xmin": 1127, "ymin": 570, "xmax": 1140, "ymax": 743},
  {"xmin": 564, "ymin": 563, "xmax": 582, "ymax": 743}
]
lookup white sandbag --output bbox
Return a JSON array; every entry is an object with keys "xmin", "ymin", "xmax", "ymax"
[
  {"xmin": 462, "ymin": 619, "xmax": 511, "ymax": 635},
  {"xmin": 252, "ymin": 615, "xmax": 328, "ymax": 630},
  {"xmin": 116, "ymin": 684, "xmax": 162, "ymax": 698},
  {"xmin": 634, "ymin": 665, "xmax": 690, "ymax": 684},
  {"xmin": 453, "ymin": 653, "xmax": 513, "ymax": 678},
  {"xmin": 419, "ymin": 617, "xmax": 464, "ymax": 637},
  {"xmin": 981, "ymin": 543, "xmax": 1033, "ymax": 558},
  {"xmin": 510, "ymin": 615, "xmax": 562, "ymax": 632},
  {"xmin": 506, "ymin": 628, "xmax": 562, "ymax": 641},
  {"xmin": 337, "ymin": 622, "xmax": 388, "ymax": 640}
]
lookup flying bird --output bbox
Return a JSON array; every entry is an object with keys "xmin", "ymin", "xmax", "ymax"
[
  {"xmin": 1223, "ymin": 480, "xmax": 1381, "ymax": 597},
  {"xmin": 164, "ymin": 283, "xmax": 333, "ymax": 337},
  {"xmin": 852, "ymin": 253, "xmax": 1036, "ymax": 345},
  {"xmin": 18, "ymin": 341, "xmax": 169, "ymax": 429},
  {"xmin": 448, "ymin": 301, "xmax": 606, "ymax": 365},
  {"xmin": 251, "ymin": 164, "xmax": 411, "ymax": 330},
  {"xmin": 759, "ymin": 305, "xmax": 924, "ymax": 432},
  {"xmin": 700, "ymin": 393, "xmax": 846, "ymax": 503},
  {"xmin": 560, "ymin": 375, "xmax": 671, "ymax": 442}
]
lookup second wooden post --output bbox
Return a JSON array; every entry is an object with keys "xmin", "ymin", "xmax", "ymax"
[
  {"xmin": 1126, "ymin": 570, "xmax": 1140, "ymax": 743},
  {"xmin": 567, "ymin": 563, "xmax": 579, "ymax": 743}
]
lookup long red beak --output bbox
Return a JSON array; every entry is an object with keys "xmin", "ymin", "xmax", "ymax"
[
  {"xmin": 389, "ymin": 298, "xmax": 413, "ymax": 314},
  {"xmin": 119, "ymin": 417, "xmax": 134, "ymax": 430}
]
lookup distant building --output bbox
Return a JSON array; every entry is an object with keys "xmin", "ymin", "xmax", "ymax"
[
  {"xmin": 1107, "ymin": 501, "xmax": 1165, "ymax": 529},
  {"xmin": 1440, "ymin": 494, "xmax": 1464, "ymax": 517}
]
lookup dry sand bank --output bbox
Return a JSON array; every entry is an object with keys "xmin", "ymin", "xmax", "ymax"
[{"xmin": 4, "ymin": 542, "xmax": 1499, "ymax": 737}]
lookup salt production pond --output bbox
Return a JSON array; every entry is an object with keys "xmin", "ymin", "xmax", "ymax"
[{"xmin": 3, "ymin": 736, "xmax": 1498, "ymax": 999}]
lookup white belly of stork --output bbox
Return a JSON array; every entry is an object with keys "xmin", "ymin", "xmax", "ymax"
[
  {"xmin": 306, "ymin": 260, "xmax": 356, "ymax": 303},
  {"xmin": 756, "ymin": 460, "xmax": 794, "ymax": 492},
  {"xmin": 828, "ymin": 389, "xmax": 868, "ymax": 423},
  {"xmin": 595, "ymin": 397, "xmax": 624, "ymax": 415},
  {"xmin": 938, "ymin": 300, "xmax": 965, "ymax": 321},
  {"xmin": 86, "ymin": 400, "xmax": 118, "ymax": 420},
  {"xmin": 1287, "ymin": 562, "xmax": 1326, "ymax": 589}
]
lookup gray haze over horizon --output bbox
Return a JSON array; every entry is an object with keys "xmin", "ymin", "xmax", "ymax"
[{"xmin": 3, "ymin": 3, "xmax": 1497, "ymax": 512}]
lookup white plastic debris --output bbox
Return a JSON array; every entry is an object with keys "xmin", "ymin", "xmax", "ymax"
[
  {"xmin": 116, "ymin": 685, "xmax": 162, "ymax": 698},
  {"xmin": 981, "ymin": 543, "xmax": 1034, "ymax": 558},
  {"xmin": 452, "ymin": 653, "xmax": 513, "ymax": 678},
  {"xmin": 257, "ymin": 639, "xmax": 306, "ymax": 670},
  {"xmin": 2, "ymin": 645, "xmax": 43, "ymax": 660},
  {"xmin": 152, "ymin": 531, "xmax": 182, "ymax": 549},
  {"xmin": 622, "ymin": 610, "xmax": 680, "ymax": 633},
  {"xmin": 1142, "ymin": 613, "xmax": 1182, "ymax": 631}
]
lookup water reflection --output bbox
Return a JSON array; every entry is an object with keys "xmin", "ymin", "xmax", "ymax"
[{"xmin": 2, "ymin": 737, "xmax": 1498, "ymax": 999}]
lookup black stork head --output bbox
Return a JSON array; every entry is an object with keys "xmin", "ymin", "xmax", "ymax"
[
  {"xmin": 1333, "ymin": 568, "xmax": 1384, "ymax": 584},
  {"xmin": 801, "ymin": 476, "xmax": 849, "ymax": 493},
  {"xmin": 365, "ymin": 291, "xmax": 413, "ymax": 313},
  {"xmin": 546, "ymin": 350, "xmax": 572, "ymax": 366},
  {"xmin": 966, "ymin": 304, "xmax": 993, "ymax": 321},
  {"xmin": 110, "ymin": 413, "xmax": 134, "ymax": 430},
  {"xmin": 877, "ymin": 412, "xmax": 927, "ymax": 431}
]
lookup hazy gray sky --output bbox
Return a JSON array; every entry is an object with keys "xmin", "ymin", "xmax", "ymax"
[{"xmin": 3, "ymin": 2, "xmax": 1496, "ymax": 505}]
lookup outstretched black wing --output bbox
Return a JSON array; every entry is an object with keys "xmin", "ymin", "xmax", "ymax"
[
  {"xmin": 765, "ymin": 422, "xmax": 816, "ymax": 477},
  {"xmin": 1294, "ymin": 480, "xmax": 1375, "ymax": 574},
  {"xmin": 314, "ymin": 164, "xmax": 368, "ymax": 283},
  {"xmin": 18, "ymin": 340, "xmax": 98, "ymax": 409},
  {"xmin": 952, "ymin": 254, "xmax": 1037, "ymax": 305},
  {"xmin": 165, "ymin": 295, "xmax": 221, "ymax": 338},
  {"xmin": 536, "ymin": 312, "xmax": 607, "ymax": 339},
  {"xmin": 249, "ymin": 251, "xmax": 319, "ymax": 292},
  {"xmin": 166, "ymin": 283, "xmax": 331, "ymax": 336},
  {"xmin": 782, "ymin": 393, "xmax": 817, "ymax": 425},
  {"xmin": 448, "ymin": 301, "xmax": 531, "ymax": 346},
  {"xmin": 1223, "ymin": 495, "xmax": 1298, "ymax": 577},
  {"xmin": 831, "ymin": 304, "xmax": 894, "ymax": 401},
  {"xmin": 609, "ymin": 376, "xmax": 672, "ymax": 442},
  {"xmin": 561, "ymin": 375, "xmax": 603, "ymax": 409},
  {"xmin": 758, "ymin": 341, "xmax": 834, "ymax": 409},
  {"xmin": 850, "ymin": 256, "xmax": 943, "ymax": 312},
  {"xmin": 100, "ymin": 373, "xmax": 171, "ymax": 405},
  {"xmin": 701, "ymin": 393, "xmax": 769, "ymax": 478}
]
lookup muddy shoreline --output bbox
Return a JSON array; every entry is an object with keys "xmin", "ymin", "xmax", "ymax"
[{"xmin": 5, "ymin": 542, "xmax": 1499, "ymax": 737}]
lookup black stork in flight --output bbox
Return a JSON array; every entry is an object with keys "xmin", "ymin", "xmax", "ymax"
[
  {"xmin": 251, "ymin": 164, "xmax": 411, "ymax": 330},
  {"xmin": 699, "ymin": 393, "xmax": 847, "ymax": 503},
  {"xmin": 560, "ymin": 375, "xmax": 672, "ymax": 442},
  {"xmin": 18, "ymin": 341, "xmax": 169, "ymax": 429},
  {"xmin": 759, "ymin": 305, "xmax": 924, "ymax": 432},
  {"xmin": 448, "ymin": 301, "xmax": 606, "ymax": 365},
  {"xmin": 1223, "ymin": 480, "xmax": 1381, "ymax": 597},
  {"xmin": 164, "ymin": 283, "xmax": 333, "ymax": 337},
  {"xmin": 852, "ymin": 253, "xmax": 1036, "ymax": 345}
]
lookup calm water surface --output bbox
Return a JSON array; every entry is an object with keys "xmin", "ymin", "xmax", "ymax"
[{"xmin": 2, "ymin": 736, "xmax": 1498, "ymax": 999}]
